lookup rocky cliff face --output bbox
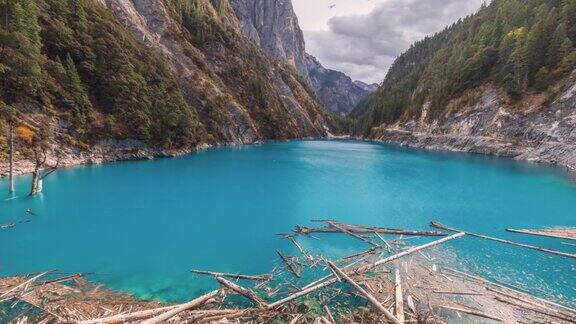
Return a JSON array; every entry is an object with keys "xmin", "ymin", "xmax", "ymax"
[
  {"xmin": 229, "ymin": 0, "xmax": 309, "ymax": 78},
  {"xmin": 370, "ymin": 71, "xmax": 576, "ymax": 171},
  {"xmin": 306, "ymin": 54, "xmax": 378, "ymax": 116},
  {"xmin": 103, "ymin": 0, "xmax": 328, "ymax": 144},
  {"xmin": 229, "ymin": 0, "xmax": 376, "ymax": 116}
]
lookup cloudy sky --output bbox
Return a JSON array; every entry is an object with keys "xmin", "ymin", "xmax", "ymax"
[{"xmin": 292, "ymin": 0, "xmax": 486, "ymax": 84}]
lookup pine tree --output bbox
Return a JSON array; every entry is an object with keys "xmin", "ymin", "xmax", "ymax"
[
  {"xmin": 560, "ymin": 37, "xmax": 573, "ymax": 59},
  {"xmin": 20, "ymin": 0, "xmax": 42, "ymax": 53},
  {"xmin": 65, "ymin": 53, "xmax": 90, "ymax": 135},
  {"xmin": 9, "ymin": 1, "xmax": 25, "ymax": 33},
  {"xmin": 524, "ymin": 5, "xmax": 550, "ymax": 85},
  {"xmin": 534, "ymin": 67, "xmax": 551, "ymax": 92},
  {"xmin": 511, "ymin": 40, "xmax": 528, "ymax": 90},
  {"xmin": 70, "ymin": 0, "xmax": 88, "ymax": 32},
  {"xmin": 547, "ymin": 24, "xmax": 568, "ymax": 67},
  {"xmin": 562, "ymin": 0, "xmax": 576, "ymax": 43}
]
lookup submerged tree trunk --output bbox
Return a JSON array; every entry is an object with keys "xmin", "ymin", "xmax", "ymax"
[
  {"xmin": 29, "ymin": 150, "xmax": 59, "ymax": 196},
  {"xmin": 8, "ymin": 124, "xmax": 14, "ymax": 193},
  {"xmin": 29, "ymin": 169, "xmax": 39, "ymax": 196},
  {"xmin": 29, "ymin": 149, "xmax": 44, "ymax": 196}
]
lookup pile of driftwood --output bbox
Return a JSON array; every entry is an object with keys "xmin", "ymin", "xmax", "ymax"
[{"xmin": 1, "ymin": 220, "xmax": 575, "ymax": 323}]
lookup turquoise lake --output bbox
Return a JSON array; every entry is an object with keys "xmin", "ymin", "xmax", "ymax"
[{"xmin": 1, "ymin": 140, "xmax": 575, "ymax": 305}]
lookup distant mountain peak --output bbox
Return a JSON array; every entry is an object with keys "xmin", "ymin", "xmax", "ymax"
[
  {"xmin": 353, "ymin": 81, "xmax": 379, "ymax": 93},
  {"xmin": 229, "ymin": 0, "xmax": 375, "ymax": 116},
  {"xmin": 306, "ymin": 54, "xmax": 377, "ymax": 116}
]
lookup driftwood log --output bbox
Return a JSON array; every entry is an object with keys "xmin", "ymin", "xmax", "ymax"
[
  {"xmin": 505, "ymin": 228, "xmax": 576, "ymax": 241},
  {"xmin": 394, "ymin": 266, "xmax": 405, "ymax": 323},
  {"xmin": 327, "ymin": 261, "xmax": 402, "ymax": 324},
  {"xmin": 295, "ymin": 223, "xmax": 447, "ymax": 237},
  {"xmin": 439, "ymin": 305, "xmax": 503, "ymax": 322},
  {"xmin": 277, "ymin": 251, "xmax": 302, "ymax": 278},
  {"xmin": 216, "ymin": 276, "xmax": 267, "ymax": 308},
  {"xmin": 268, "ymin": 232, "xmax": 465, "ymax": 308},
  {"xmin": 191, "ymin": 269, "xmax": 271, "ymax": 282},
  {"xmin": 430, "ymin": 221, "xmax": 576, "ymax": 259},
  {"xmin": 140, "ymin": 289, "xmax": 220, "ymax": 324}
]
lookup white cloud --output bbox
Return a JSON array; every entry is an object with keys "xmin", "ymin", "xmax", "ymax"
[{"xmin": 295, "ymin": 0, "xmax": 486, "ymax": 83}]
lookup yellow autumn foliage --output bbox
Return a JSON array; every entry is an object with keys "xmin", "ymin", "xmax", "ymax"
[
  {"xmin": 15, "ymin": 125, "xmax": 35, "ymax": 144},
  {"xmin": 507, "ymin": 27, "xmax": 526, "ymax": 40}
]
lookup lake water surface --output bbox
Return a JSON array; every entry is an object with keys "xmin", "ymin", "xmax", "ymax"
[{"xmin": 1, "ymin": 140, "xmax": 575, "ymax": 305}]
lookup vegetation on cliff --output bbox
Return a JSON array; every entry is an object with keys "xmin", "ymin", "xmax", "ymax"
[
  {"xmin": 0, "ymin": 0, "xmax": 203, "ymax": 150},
  {"xmin": 161, "ymin": 0, "xmax": 327, "ymax": 141},
  {"xmin": 0, "ymin": 0, "xmax": 329, "ymax": 160},
  {"xmin": 353, "ymin": 0, "xmax": 576, "ymax": 136}
]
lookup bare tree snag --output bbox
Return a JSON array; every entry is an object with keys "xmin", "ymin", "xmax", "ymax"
[
  {"xmin": 8, "ymin": 123, "xmax": 14, "ymax": 193},
  {"xmin": 29, "ymin": 149, "xmax": 60, "ymax": 196}
]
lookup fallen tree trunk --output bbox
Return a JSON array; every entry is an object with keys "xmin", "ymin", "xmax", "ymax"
[
  {"xmin": 78, "ymin": 305, "xmax": 185, "ymax": 324},
  {"xmin": 505, "ymin": 228, "xmax": 576, "ymax": 241},
  {"xmin": 190, "ymin": 269, "xmax": 271, "ymax": 282},
  {"xmin": 394, "ymin": 267, "xmax": 405, "ymax": 323},
  {"xmin": 289, "ymin": 237, "xmax": 315, "ymax": 265},
  {"xmin": 443, "ymin": 267, "xmax": 576, "ymax": 316},
  {"xmin": 433, "ymin": 290, "xmax": 484, "ymax": 296},
  {"xmin": 430, "ymin": 221, "xmax": 576, "ymax": 259},
  {"xmin": 0, "ymin": 271, "xmax": 51, "ymax": 300},
  {"xmin": 34, "ymin": 273, "xmax": 83, "ymax": 287},
  {"xmin": 216, "ymin": 276, "xmax": 267, "ymax": 308},
  {"xmin": 493, "ymin": 296, "xmax": 576, "ymax": 322},
  {"xmin": 277, "ymin": 251, "xmax": 301, "ymax": 278},
  {"xmin": 140, "ymin": 289, "xmax": 220, "ymax": 324},
  {"xmin": 268, "ymin": 232, "xmax": 465, "ymax": 308},
  {"xmin": 295, "ymin": 224, "xmax": 447, "ymax": 236},
  {"xmin": 439, "ymin": 305, "xmax": 503, "ymax": 322},
  {"xmin": 327, "ymin": 261, "xmax": 402, "ymax": 324},
  {"xmin": 326, "ymin": 221, "xmax": 379, "ymax": 247}
]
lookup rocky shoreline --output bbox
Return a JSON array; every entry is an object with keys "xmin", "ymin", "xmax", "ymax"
[
  {"xmin": 364, "ymin": 133, "xmax": 576, "ymax": 173},
  {"xmin": 367, "ymin": 75, "xmax": 576, "ymax": 174},
  {"xmin": 2, "ymin": 134, "xmax": 574, "ymax": 180},
  {"xmin": 0, "ymin": 139, "xmax": 212, "ymax": 178}
]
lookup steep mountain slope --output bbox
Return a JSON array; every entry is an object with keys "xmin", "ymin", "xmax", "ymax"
[
  {"xmin": 104, "ymin": 0, "xmax": 328, "ymax": 144},
  {"xmin": 0, "ymin": 0, "xmax": 329, "ymax": 172},
  {"xmin": 229, "ymin": 0, "xmax": 309, "ymax": 79},
  {"xmin": 0, "ymin": 0, "xmax": 204, "ymax": 149},
  {"xmin": 229, "ymin": 0, "xmax": 376, "ymax": 116},
  {"xmin": 354, "ymin": 0, "xmax": 576, "ymax": 170},
  {"xmin": 306, "ymin": 54, "xmax": 378, "ymax": 116}
]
